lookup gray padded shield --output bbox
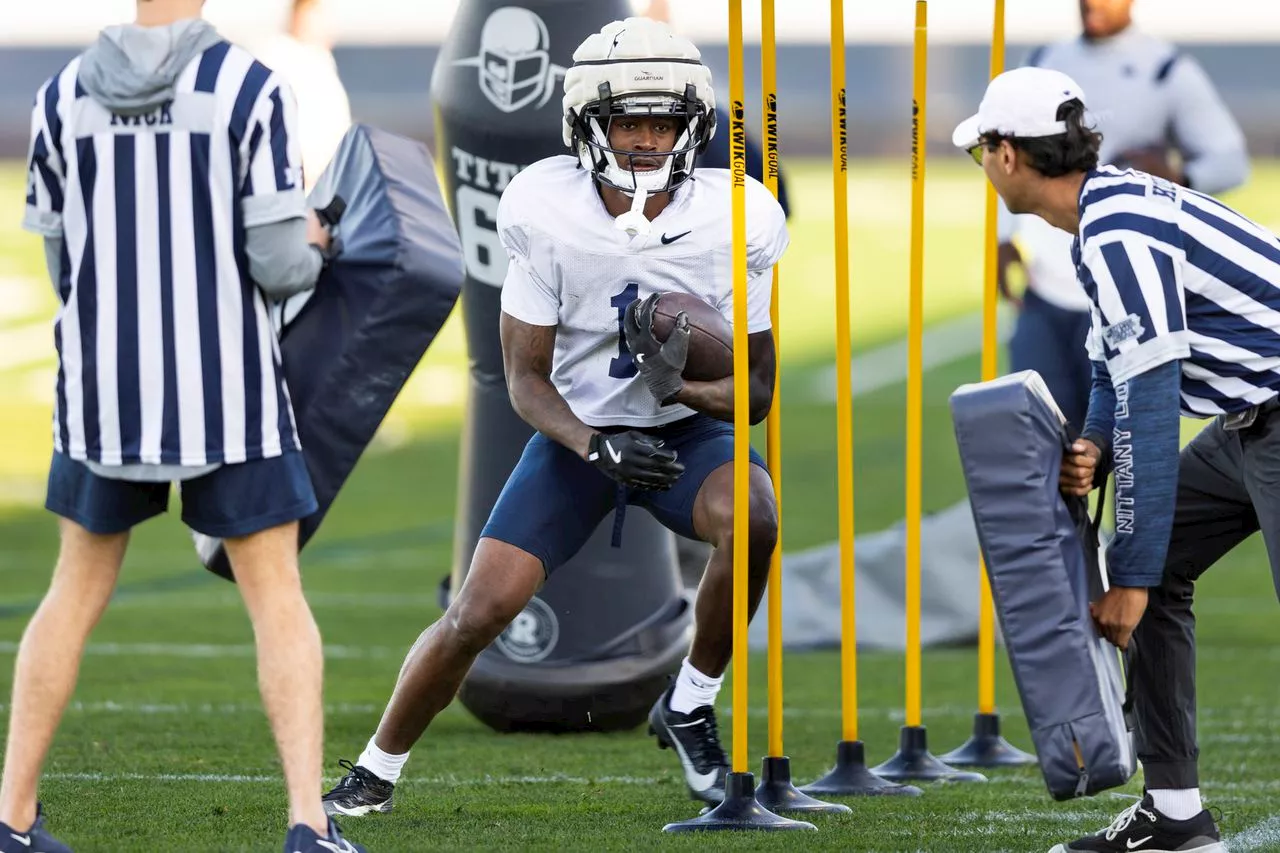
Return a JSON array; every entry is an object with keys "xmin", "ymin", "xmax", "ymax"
[
  {"xmin": 193, "ymin": 124, "xmax": 464, "ymax": 580},
  {"xmin": 950, "ymin": 371, "xmax": 1136, "ymax": 800}
]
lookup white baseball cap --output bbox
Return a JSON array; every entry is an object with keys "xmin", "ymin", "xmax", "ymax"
[{"xmin": 952, "ymin": 67, "xmax": 1089, "ymax": 149}]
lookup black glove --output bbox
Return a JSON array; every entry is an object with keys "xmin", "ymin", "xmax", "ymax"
[
  {"xmin": 313, "ymin": 194, "xmax": 346, "ymax": 267},
  {"xmin": 587, "ymin": 431, "xmax": 685, "ymax": 491},
  {"xmin": 623, "ymin": 293, "xmax": 689, "ymax": 405}
]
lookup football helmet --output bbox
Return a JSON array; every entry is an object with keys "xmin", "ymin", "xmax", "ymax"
[{"xmin": 562, "ymin": 17, "xmax": 716, "ymax": 197}]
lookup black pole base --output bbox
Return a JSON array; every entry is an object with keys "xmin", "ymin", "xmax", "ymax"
[
  {"xmin": 939, "ymin": 712, "xmax": 1038, "ymax": 768},
  {"xmin": 799, "ymin": 740, "xmax": 922, "ymax": 797},
  {"xmin": 662, "ymin": 772, "xmax": 818, "ymax": 832},
  {"xmin": 870, "ymin": 726, "xmax": 989, "ymax": 783},
  {"xmin": 754, "ymin": 756, "xmax": 852, "ymax": 814}
]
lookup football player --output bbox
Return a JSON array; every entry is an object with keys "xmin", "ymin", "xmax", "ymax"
[{"xmin": 322, "ymin": 17, "xmax": 788, "ymax": 816}]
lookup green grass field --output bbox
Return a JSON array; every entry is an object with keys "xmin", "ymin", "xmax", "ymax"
[{"xmin": 1, "ymin": 158, "xmax": 1279, "ymax": 852}]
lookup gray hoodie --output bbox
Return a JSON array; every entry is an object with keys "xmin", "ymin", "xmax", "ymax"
[
  {"xmin": 79, "ymin": 18, "xmax": 223, "ymax": 115},
  {"xmin": 62, "ymin": 19, "xmax": 324, "ymax": 482}
]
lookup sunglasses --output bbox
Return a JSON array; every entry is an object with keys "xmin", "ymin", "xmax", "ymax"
[{"xmin": 966, "ymin": 142, "xmax": 986, "ymax": 166}]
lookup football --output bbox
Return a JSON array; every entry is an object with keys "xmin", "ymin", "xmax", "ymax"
[{"xmin": 649, "ymin": 292, "xmax": 735, "ymax": 381}]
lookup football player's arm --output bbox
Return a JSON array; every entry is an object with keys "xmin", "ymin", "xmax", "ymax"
[
  {"xmin": 500, "ymin": 313, "xmax": 595, "ymax": 459},
  {"xmin": 670, "ymin": 331, "xmax": 775, "ymax": 425}
]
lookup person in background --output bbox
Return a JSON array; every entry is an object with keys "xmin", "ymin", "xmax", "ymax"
[
  {"xmin": 997, "ymin": 0, "xmax": 1247, "ymax": 431},
  {"xmin": 254, "ymin": 0, "xmax": 352, "ymax": 190},
  {"xmin": 0, "ymin": 1, "xmax": 361, "ymax": 851}
]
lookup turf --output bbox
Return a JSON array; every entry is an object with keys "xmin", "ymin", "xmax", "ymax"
[{"xmin": 1, "ymin": 159, "xmax": 1279, "ymax": 851}]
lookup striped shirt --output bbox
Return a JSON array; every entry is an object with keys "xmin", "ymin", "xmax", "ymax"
[
  {"xmin": 1076, "ymin": 166, "xmax": 1280, "ymax": 417},
  {"xmin": 1003, "ymin": 27, "xmax": 1249, "ymax": 312},
  {"xmin": 23, "ymin": 42, "xmax": 305, "ymax": 468}
]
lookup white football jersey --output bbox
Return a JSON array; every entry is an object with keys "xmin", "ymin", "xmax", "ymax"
[{"xmin": 497, "ymin": 156, "xmax": 788, "ymax": 428}]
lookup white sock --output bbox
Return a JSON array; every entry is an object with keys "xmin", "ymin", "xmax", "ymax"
[
  {"xmin": 1149, "ymin": 788, "xmax": 1203, "ymax": 821},
  {"xmin": 357, "ymin": 736, "xmax": 410, "ymax": 784},
  {"xmin": 668, "ymin": 657, "xmax": 723, "ymax": 714}
]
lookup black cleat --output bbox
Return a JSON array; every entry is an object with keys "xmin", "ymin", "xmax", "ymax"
[
  {"xmin": 1048, "ymin": 794, "xmax": 1225, "ymax": 853},
  {"xmin": 284, "ymin": 817, "xmax": 366, "ymax": 853},
  {"xmin": 322, "ymin": 759, "xmax": 395, "ymax": 818},
  {"xmin": 0, "ymin": 804, "xmax": 72, "ymax": 853},
  {"xmin": 648, "ymin": 685, "xmax": 728, "ymax": 805}
]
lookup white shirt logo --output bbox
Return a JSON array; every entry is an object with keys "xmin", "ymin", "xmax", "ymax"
[
  {"xmin": 9, "ymin": 834, "xmax": 31, "ymax": 847},
  {"xmin": 1103, "ymin": 313, "xmax": 1146, "ymax": 349}
]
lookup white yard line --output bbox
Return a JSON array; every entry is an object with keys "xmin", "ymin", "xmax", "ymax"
[
  {"xmin": 0, "ymin": 277, "xmax": 45, "ymax": 325},
  {"xmin": 45, "ymin": 771, "xmax": 667, "ymax": 786},
  {"xmin": 0, "ymin": 641, "xmax": 399, "ymax": 660},
  {"xmin": 0, "ymin": 321, "xmax": 52, "ymax": 372},
  {"xmin": 0, "ymin": 697, "xmax": 1009, "ymax": 721},
  {"xmin": 808, "ymin": 306, "xmax": 1015, "ymax": 403},
  {"xmin": 95, "ymin": 591, "xmax": 444, "ymax": 610},
  {"xmin": 1225, "ymin": 816, "xmax": 1280, "ymax": 852},
  {"xmin": 0, "ymin": 701, "xmax": 382, "ymax": 715}
]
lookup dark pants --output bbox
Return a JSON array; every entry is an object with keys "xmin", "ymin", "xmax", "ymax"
[
  {"xmin": 1009, "ymin": 289, "xmax": 1093, "ymax": 431},
  {"xmin": 1134, "ymin": 401, "xmax": 1280, "ymax": 789}
]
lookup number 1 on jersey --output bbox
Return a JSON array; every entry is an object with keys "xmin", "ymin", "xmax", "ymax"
[{"xmin": 609, "ymin": 282, "xmax": 639, "ymax": 379}]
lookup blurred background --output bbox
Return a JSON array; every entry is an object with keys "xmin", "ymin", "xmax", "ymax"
[
  {"xmin": 2, "ymin": 0, "xmax": 1280, "ymax": 540},
  {"xmin": 2, "ymin": 8, "xmax": 1280, "ymax": 848},
  {"xmin": 3, "ymin": 1, "xmax": 1280, "ymax": 156}
]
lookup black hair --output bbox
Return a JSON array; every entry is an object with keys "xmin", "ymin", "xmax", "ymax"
[{"xmin": 983, "ymin": 99, "xmax": 1102, "ymax": 177}]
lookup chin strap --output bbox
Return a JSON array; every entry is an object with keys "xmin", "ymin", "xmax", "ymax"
[{"xmin": 614, "ymin": 187, "xmax": 651, "ymax": 238}]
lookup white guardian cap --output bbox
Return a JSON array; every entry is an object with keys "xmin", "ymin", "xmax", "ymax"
[{"xmin": 562, "ymin": 17, "xmax": 716, "ymax": 198}]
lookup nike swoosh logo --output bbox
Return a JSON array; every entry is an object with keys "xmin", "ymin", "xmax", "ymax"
[
  {"xmin": 1126, "ymin": 836, "xmax": 1153, "ymax": 850},
  {"xmin": 9, "ymin": 834, "xmax": 30, "ymax": 847},
  {"xmin": 660, "ymin": 231, "xmax": 691, "ymax": 245},
  {"xmin": 605, "ymin": 440, "xmax": 623, "ymax": 464},
  {"xmin": 667, "ymin": 732, "xmax": 720, "ymax": 791}
]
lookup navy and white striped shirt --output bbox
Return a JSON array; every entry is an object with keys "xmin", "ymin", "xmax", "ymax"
[
  {"xmin": 1075, "ymin": 166, "xmax": 1280, "ymax": 417},
  {"xmin": 23, "ymin": 42, "xmax": 305, "ymax": 468}
]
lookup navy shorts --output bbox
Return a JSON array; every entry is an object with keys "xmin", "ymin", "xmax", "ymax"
[
  {"xmin": 480, "ymin": 414, "xmax": 768, "ymax": 575},
  {"xmin": 1009, "ymin": 289, "xmax": 1094, "ymax": 431},
  {"xmin": 45, "ymin": 451, "xmax": 318, "ymax": 538}
]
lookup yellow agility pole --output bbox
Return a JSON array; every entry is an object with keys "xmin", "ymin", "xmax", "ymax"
[
  {"xmin": 979, "ymin": 0, "xmax": 1005, "ymax": 723},
  {"xmin": 905, "ymin": 0, "xmax": 927, "ymax": 736},
  {"xmin": 802, "ymin": 0, "xmax": 918, "ymax": 800},
  {"xmin": 939, "ymin": 0, "xmax": 1037, "ymax": 769},
  {"xmin": 664, "ymin": 1, "xmax": 812, "ymax": 830},
  {"xmin": 763, "ymin": 0, "xmax": 784, "ymax": 764},
  {"xmin": 755, "ymin": 0, "xmax": 849, "ymax": 814},
  {"xmin": 829, "ymin": 0, "xmax": 857, "ymax": 752},
  {"xmin": 728, "ymin": 0, "xmax": 750, "ymax": 783},
  {"xmin": 871, "ymin": 0, "xmax": 987, "ymax": 785}
]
